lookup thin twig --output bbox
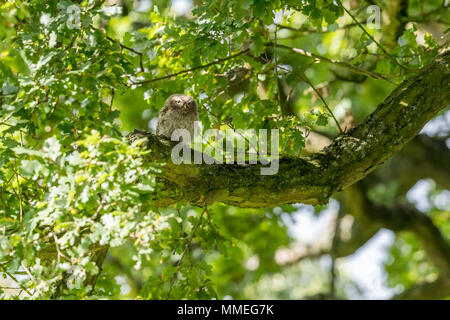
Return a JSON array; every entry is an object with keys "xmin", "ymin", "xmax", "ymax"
[
  {"xmin": 133, "ymin": 49, "xmax": 250, "ymax": 85},
  {"xmin": 92, "ymin": 26, "xmax": 145, "ymax": 72},
  {"xmin": 274, "ymin": 22, "xmax": 358, "ymax": 35},
  {"xmin": 302, "ymin": 74, "xmax": 344, "ymax": 135},
  {"xmin": 53, "ymin": 234, "xmax": 70, "ymax": 263},
  {"xmin": 167, "ymin": 205, "xmax": 206, "ymax": 299},
  {"xmin": 270, "ymin": 43, "xmax": 395, "ymax": 85},
  {"xmin": 109, "ymin": 88, "xmax": 115, "ymax": 113},
  {"xmin": 278, "ymin": 65, "xmax": 344, "ymax": 134},
  {"xmin": 20, "ymin": 263, "xmax": 35, "ymax": 283},
  {"xmin": 0, "ymin": 267, "xmax": 32, "ymax": 296},
  {"xmin": 274, "ymin": 25, "xmax": 282, "ymax": 107},
  {"xmin": 0, "ymin": 110, "xmax": 17, "ymax": 125},
  {"xmin": 13, "ymin": 161, "xmax": 23, "ymax": 222}
]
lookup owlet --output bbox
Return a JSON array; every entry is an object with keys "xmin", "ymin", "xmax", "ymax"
[{"xmin": 156, "ymin": 94, "xmax": 199, "ymax": 139}]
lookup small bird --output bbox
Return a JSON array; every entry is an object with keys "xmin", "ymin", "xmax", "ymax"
[{"xmin": 156, "ymin": 94, "xmax": 199, "ymax": 139}]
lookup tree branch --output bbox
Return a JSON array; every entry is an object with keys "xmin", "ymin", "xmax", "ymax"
[
  {"xmin": 128, "ymin": 50, "xmax": 449, "ymax": 208},
  {"xmin": 132, "ymin": 49, "xmax": 250, "ymax": 85}
]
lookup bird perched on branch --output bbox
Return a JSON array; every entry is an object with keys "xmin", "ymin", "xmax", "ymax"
[{"xmin": 156, "ymin": 94, "xmax": 198, "ymax": 139}]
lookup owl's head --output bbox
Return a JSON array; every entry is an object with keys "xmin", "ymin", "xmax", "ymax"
[{"xmin": 165, "ymin": 94, "xmax": 198, "ymax": 114}]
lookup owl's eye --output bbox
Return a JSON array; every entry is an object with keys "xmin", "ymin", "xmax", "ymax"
[{"xmin": 176, "ymin": 100, "xmax": 182, "ymax": 105}]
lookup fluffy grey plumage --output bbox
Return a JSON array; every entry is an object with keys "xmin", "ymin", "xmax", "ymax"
[{"xmin": 156, "ymin": 94, "xmax": 199, "ymax": 139}]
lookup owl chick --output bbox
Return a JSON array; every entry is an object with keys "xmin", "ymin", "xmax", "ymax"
[{"xmin": 156, "ymin": 94, "xmax": 198, "ymax": 139}]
